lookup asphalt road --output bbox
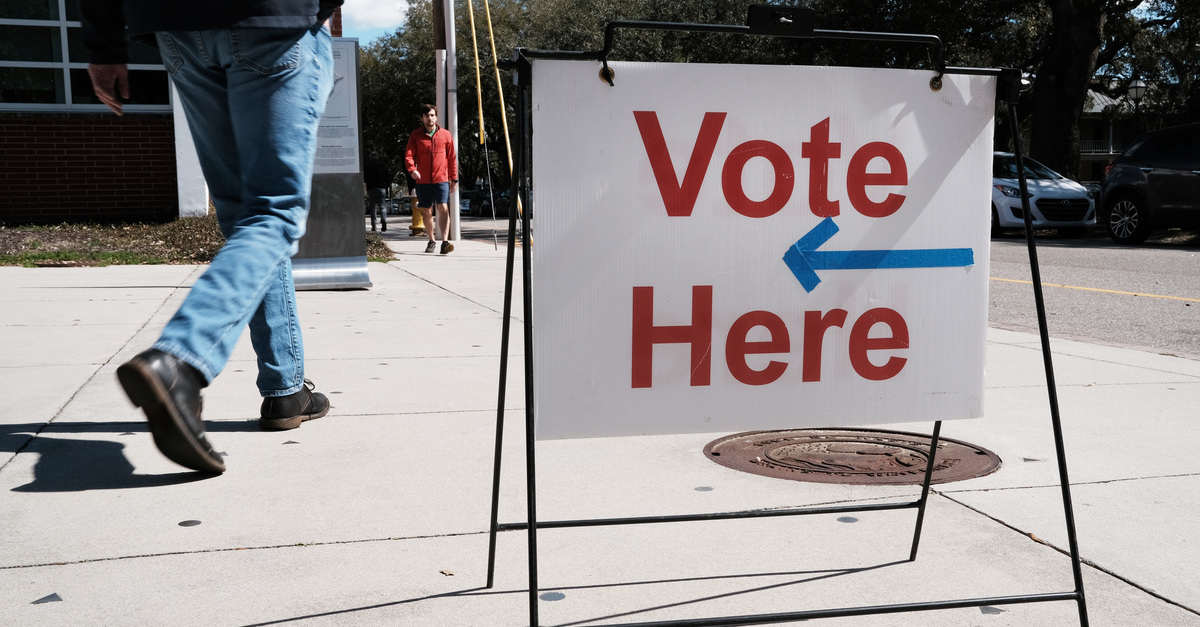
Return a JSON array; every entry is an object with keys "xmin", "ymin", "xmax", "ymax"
[{"xmin": 988, "ymin": 228, "xmax": 1200, "ymax": 360}]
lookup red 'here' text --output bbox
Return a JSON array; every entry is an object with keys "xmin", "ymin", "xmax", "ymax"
[{"xmin": 631, "ymin": 285, "xmax": 909, "ymax": 388}]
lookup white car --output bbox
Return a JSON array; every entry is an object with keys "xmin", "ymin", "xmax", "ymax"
[{"xmin": 991, "ymin": 152, "xmax": 1095, "ymax": 236}]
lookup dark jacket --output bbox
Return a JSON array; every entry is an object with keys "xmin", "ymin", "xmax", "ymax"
[
  {"xmin": 364, "ymin": 159, "xmax": 391, "ymax": 190},
  {"xmin": 80, "ymin": 0, "xmax": 344, "ymax": 64}
]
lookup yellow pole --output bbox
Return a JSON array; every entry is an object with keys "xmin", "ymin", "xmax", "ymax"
[
  {"xmin": 483, "ymin": 0, "xmax": 510, "ymax": 169},
  {"xmin": 468, "ymin": 0, "xmax": 486, "ymax": 146},
  {"xmin": 483, "ymin": 0, "xmax": 524, "ymax": 221},
  {"xmin": 409, "ymin": 186, "xmax": 424, "ymax": 235}
]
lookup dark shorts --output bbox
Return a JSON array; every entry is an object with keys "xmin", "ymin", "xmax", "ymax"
[{"xmin": 415, "ymin": 182, "xmax": 450, "ymax": 208}]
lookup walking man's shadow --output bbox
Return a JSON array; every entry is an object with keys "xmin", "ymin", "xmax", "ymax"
[{"xmin": 3, "ymin": 420, "xmax": 256, "ymax": 492}]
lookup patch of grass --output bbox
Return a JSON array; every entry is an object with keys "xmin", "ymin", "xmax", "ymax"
[
  {"xmin": 0, "ymin": 214, "xmax": 224, "ymax": 266},
  {"xmin": 0, "ymin": 250, "xmax": 164, "ymax": 267},
  {"xmin": 365, "ymin": 231, "xmax": 394, "ymax": 262},
  {"xmin": 0, "ymin": 212, "xmax": 397, "ymax": 266}
]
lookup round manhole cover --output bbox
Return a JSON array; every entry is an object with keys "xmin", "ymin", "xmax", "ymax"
[{"xmin": 704, "ymin": 428, "xmax": 1001, "ymax": 485}]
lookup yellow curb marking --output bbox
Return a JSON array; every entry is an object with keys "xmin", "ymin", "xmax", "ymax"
[{"xmin": 991, "ymin": 277, "xmax": 1200, "ymax": 304}]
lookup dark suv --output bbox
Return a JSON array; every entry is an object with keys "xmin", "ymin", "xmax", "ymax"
[{"xmin": 1100, "ymin": 123, "xmax": 1200, "ymax": 243}]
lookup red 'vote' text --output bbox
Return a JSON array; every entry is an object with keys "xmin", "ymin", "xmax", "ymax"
[
  {"xmin": 633, "ymin": 111, "xmax": 908, "ymax": 219},
  {"xmin": 631, "ymin": 286, "xmax": 909, "ymax": 388}
]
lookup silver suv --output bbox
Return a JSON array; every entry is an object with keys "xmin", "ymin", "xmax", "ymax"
[{"xmin": 1100, "ymin": 123, "xmax": 1200, "ymax": 244}]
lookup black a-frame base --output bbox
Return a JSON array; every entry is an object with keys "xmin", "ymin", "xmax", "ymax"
[{"xmin": 483, "ymin": 10, "xmax": 1089, "ymax": 626}]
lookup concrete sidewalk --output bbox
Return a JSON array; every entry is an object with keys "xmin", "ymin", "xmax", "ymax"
[{"xmin": 2, "ymin": 222, "xmax": 1198, "ymax": 626}]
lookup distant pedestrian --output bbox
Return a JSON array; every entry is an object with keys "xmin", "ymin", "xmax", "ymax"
[
  {"xmin": 404, "ymin": 104, "xmax": 458, "ymax": 254},
  {"xmin": 364, "ymin": 151, "xmax": 391, "ymax": 232},
  {"xmin": 81, "ymin": 0, "xmax": 340, "ymax": 473}
]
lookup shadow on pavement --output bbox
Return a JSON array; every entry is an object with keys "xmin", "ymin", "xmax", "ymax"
[
  {"xmin": 992, "ymin": 226, "xmax": 1200, "ymax": 250},
  {"xmin": 239, "ymin": 562, "xmax": 906, "ymax": 627},
  {"xmin": 2, "ymin": 420, "xmax": 260, "ymax": 492}
]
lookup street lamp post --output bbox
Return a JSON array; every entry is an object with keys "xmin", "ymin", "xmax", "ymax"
[{"xmin": 1127, "ymin": 78, "xmax": 1147, "ymax": 123}]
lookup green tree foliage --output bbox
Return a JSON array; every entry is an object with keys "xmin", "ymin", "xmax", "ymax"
[
  {"xmin": 1094, "ymin": 0, "xmax": 1199, "ymax": 129},
  {"xmin": 360, "ymin": 0, "xmax": 521, "ymax": 193},
  {"xmin": 358, "ymin": 0, "xmax": 1191, "ymax": 185},
  {"xmin": 358, "ymin": 3, "xmax": 436, "ymax": 191}
]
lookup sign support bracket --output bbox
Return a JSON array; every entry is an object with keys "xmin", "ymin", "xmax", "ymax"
[{"xmin": 485, "ymin": 14, "xmax": 1088, "ymax": 626}]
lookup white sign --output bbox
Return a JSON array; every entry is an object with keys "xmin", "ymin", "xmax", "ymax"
[
  {"xmin": 314, "ymin": 39, "xmax": 361, "ymax": 174},
  {"xmin": 531, "ymin": 60, "xmax": 994, "ymax": 440}
]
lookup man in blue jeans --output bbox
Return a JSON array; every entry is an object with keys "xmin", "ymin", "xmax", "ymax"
[{"xmin": 81, "ymin": 1, "xmax": 342, "ymax": 473}]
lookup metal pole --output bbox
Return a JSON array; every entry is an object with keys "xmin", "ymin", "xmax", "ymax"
[
  {"xmin": 908, "ymin": 420, "xmax": 942, "ymax": 560},
  {"xmin": 1008, "ymin": 101, "xmax": 1090, "ymax": 627},
  {"xmin": 432, "ymin": 0, "xmax": 446, "ymax": 117},
  {"xmin": 444, "ymin": 0, "xmax": 460, "ymax": 241},
  {"xmin": 485, "ymin": 159, "xmax": 521, "ymax": 589},
  {"xmin": 513, "ymin": 54, "xmax": 540, "ymax": 626},
  {"xmin": 434, "ymin": 50, "xmax": 446, "ymax": 134},
  {"xmin": 434, "ymin": 45, "xmax": 446, "ymax": 245},
  {"xmin": 433, "ymin": 0, "xmax": 446, "ymax": 221}
]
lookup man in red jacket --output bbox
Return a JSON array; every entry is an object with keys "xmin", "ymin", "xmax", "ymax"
[{"xmin": 405, "ymin": 104, "xmax": 458, "ymax": 254}]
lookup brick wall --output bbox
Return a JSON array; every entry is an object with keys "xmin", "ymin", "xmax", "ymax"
[{"xmin": 0, "ymin": 113, "xmax": 178, "ymax": 225}]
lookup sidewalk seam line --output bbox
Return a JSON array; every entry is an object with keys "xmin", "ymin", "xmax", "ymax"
[
  {"xmin": 0, "ymin": 269, "xmax": 198, "ymax": 476},
  {"xmin": 0, "ymin": 530, "xmax": 488, "ymax": 571},
  {"xmin": 937, "ymin": 490, "xmax": 1200, "ymax": 618}
]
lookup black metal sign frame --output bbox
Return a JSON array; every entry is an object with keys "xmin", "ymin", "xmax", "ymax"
[{"xmin": 484, "ymin": 9, "xmax": 1089, "ymax": 626}]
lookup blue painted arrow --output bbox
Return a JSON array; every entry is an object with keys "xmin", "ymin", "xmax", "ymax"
[{"xmin": 782, "ymin": 217, "xmax": 974, "ymax": 292}]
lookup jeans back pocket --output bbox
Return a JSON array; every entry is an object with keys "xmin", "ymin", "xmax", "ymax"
[
  {"xmin": 230, "ymin": 28, "xmax": 305, "ymax": 76},
  {"xmin": 154, "ymin": 32, "xmax": 186, "ymax": 75}
]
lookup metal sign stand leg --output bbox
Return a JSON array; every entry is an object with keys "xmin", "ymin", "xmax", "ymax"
[
  {"xmin": 512, "ymin": 66, "xmax": 543, "ymax": 626},
  {"xmin": 908, "ymin": 420, "xmax": 942, "ymax": 561},
  {"xmin": 485, "ymin": 155, "xmax": 521, "ymax": 589},
  {"xmin": 1004, "ymin": 73, "xmax": 1090, "ymax": 624},
  {"xmin": 486, "ymin": 58, "xmax": 542, "ymax": 624}
]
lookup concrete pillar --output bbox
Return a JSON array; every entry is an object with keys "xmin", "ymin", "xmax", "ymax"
[{"xmin": 171, "ymin": 80, "xmax": 209, "ymax": 218}]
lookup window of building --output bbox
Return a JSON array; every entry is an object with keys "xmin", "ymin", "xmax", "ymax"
[{"xmin": 0, "ymin": 0, "xmax": 170, "ymax": 111}]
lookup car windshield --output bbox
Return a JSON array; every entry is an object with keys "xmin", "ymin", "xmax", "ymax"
[{"xmin": 993, "ymin": 156, "xmax": 1061, "ymax": 180}]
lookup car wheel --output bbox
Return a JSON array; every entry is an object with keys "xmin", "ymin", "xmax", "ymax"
[
  {"xmin": 1105, "ymin": 195, "xmax": 1151, "ymax": 244},
  {"xmin": 990, "ymin": 205, "xmax": 1001, "ymax": 238}
]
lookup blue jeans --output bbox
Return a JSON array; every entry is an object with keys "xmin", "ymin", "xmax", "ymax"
[
  {"xmin": 152, "ymin": 26, "xmax": 333, "ymax": 397},
  {"xmin": 368, "ymin": 187, "xmax": 387, "ymax": 228}
]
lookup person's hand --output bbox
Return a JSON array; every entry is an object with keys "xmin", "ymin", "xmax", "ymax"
[
  {"xmin": 450, "ymin": 180, "xmax": 458, "ymax": 193},
  {"xmin": 88, "ymin": 64, "xmax": 130, "ymax": 116},
  {"xmin": 410, "ymin": 169, "xmax": 421, "ymax": 182}
]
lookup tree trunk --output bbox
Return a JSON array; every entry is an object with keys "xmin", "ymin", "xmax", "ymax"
[{"xmin": 1029, "ymin": 0, "xmax": 1105, "ymax": 178}]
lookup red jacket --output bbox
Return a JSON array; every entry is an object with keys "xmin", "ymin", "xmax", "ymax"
[{"xmin": 404, "ymin": 126, "xmax": 457, "ymax": 184}]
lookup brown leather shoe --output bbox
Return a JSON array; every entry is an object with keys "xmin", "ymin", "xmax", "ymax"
[
  {"xmin": 116, "ymin": 349, "xmax": 225, "ymax": 473},
  {"xmin": 260, "ymin": 380, "xmax": 330, "ymax": 431}
]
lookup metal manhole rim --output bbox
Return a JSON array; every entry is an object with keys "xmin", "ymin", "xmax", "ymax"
[{"xmin": 704, "ymin": 427, "xmax": 1002, "ymax": 486}]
